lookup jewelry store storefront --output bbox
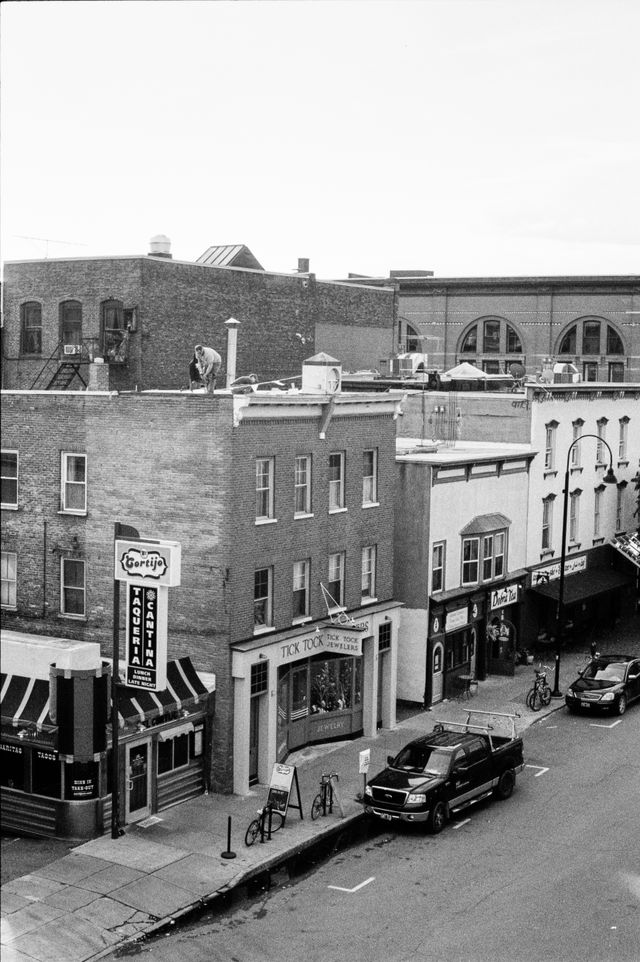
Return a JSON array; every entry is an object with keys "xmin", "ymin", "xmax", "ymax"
[{"xmin": 231, "ymin": 603, "xmax": 401, "ymax": 795}]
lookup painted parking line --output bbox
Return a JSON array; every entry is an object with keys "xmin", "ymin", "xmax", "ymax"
[
  {"xmin": 590, "ymin": 719, "xmax": 623, "ymax": 729},
  {"xmin": 525, "ymin": 764, "xmax": 549, "ymax": 777},
  {"xmin": 328, "ymin": 876, "xmax": 375, "ymax": 893},
  {"xmin": 453, "ymin": 818, "xmax": 471, "ymax": 830}
]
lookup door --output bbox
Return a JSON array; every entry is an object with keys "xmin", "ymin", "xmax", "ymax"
[
  {"xmin": 432, "ymin": 642, "xmax": 444, "ymax": 704},
  {"xmin": 126, "ymin": 740, "xmax": 152, "ymax": 822},
  {"xmin": 249, "ymin": 697, "xmax": 260, "ymax": 786}
]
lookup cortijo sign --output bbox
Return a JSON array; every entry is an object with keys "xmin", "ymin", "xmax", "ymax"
[{"xmin": 114, "ymin": 539, "xmax": 181, "ymax": 587}]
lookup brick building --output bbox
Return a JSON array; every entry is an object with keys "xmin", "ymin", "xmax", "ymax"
[
  {"xmin": 1, "ymin": 239, "xmax": 396, "ymax": 393},
  {"xmin": 1, "ymin": 356, "xmax": 403, "ymax": 834}
]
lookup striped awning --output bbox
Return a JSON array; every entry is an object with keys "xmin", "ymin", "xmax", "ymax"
[
  {"xmin": 117, "ymin": 657, "xmax": 211, "ymax": 727},
  {"xmin": 1, "ymin": 674, "xmax": 55, "ymax": 732}
]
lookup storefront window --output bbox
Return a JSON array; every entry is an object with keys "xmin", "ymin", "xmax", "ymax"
[
  {"xmin": 310, "ymin": 656, "xmax": 360, "ymax": 713},
  {"xmin": 158, "ymin": 731, "xmax": 190, "ymax": 775},
  {"xmin": 1, "ymin": 744, "xmax": 25, "ymax": 789},
  {"xmin": 291, "ymin": 667, "xmax": 308, "ymax": 720},
  {"xmin": 32, "ymin": 750, "xmax": 62, "ymax": 798}
]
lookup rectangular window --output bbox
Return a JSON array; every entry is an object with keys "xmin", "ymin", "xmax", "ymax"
[
  {"xmin": 609, "ymin": 362, "xmax": 624, "ymax": 382},
  {"xmin": 616, "ymin": 486, "xmax": 623, "ymax": 532},
  {"xmin": 361, "ymin": 545, "xmax": 376, "ymax": 600},
  {"xmin": 618, "ymin": 419, "xmax": 628, "ymax": 460},
  {"xmin": 431, "ymin": 542, "xmax": 445, "ymax": 593},
  {"xmin": 483, "ymin": 320, "xmax": 500, "ymax": 352},
  {"xmin": 378, "ymin": 622, "xmax": 392, "ymax": 651},
  {"xmin": 544, "ymin": 426, "xmax": 556, "ymax": 471},
  {"xmin": 594, "ymin": 488, "xmax": 602, "ymax": 537},
  {"xmin": 293, "ymin": 559, "xmax": 310, "ymax": 620},
  {"xmin": 362, "ymin": 449, "xmax": 378, "ymax": 505},
  {"xmin": 494, "ymin": 532, "xmax": 505, "ymax": 578},
  {"xmin": 256, "ymin": 457, "xmax": 275, "ymax": 520},
  {"xmin": 20, "ymin": 302, "xmax": 42, "ymax": 355},
  {"xmin": 294, "ymin": 455, "xmax": 311, "ymax": 515},
  {"xmin": 61, "ymin": 453, "xmax": 87, "ymax": 513},
  {"xmin": 254, "ymin": 567, "xmax": 273, "ymax": 630},
  {"xmin": 61, "ymin": 558, "xmax": 86, "ymax": 617},
  {"xmin": 1, "ymin": 551, "xmax": 17, "ymax": 608},
  {"xmin": 462, "ymin": 538, "xmax": 479, "ymax": 585},
  {"xmin": 327, "ymin": 552, "xmax": 345, "ymax": 607},
  {"xmin": 569, "ymin": 492, "xmax": 580, "ymax": 543},
  {"xmin": 583, "ymin": 362, "xmax": 598, "ymax": 382},
  {"xmin": 583, "ymin": 321, "xmax": 601, "ymax": 355},
  {"xmin": 482, "ymin": 535, "xmax": 494, "ymax": 581},
  {"xmin": 596, "ymin": 421, "xmax": 607, "ymax": 464},
  {"xmin": 1, "ymin": 451, "xmax": 18, "ymax": 508},
  {"xmin": 329, "ymin": 452, "xmax": 345, "ymax": 510},
  {"xmin": 157, "ymin": 731, "xmax": 191, "ymax": 775},
  {"xmin": 251, "ymin": 661, "xmax": 268, "ymax": 696},
  {"xmin": 571, "ymin": 422, "xmax": 583, "ymax": 468},
  {"xmin": 542, "ymin": 498, "xmax": 553, "ymax": 550}
]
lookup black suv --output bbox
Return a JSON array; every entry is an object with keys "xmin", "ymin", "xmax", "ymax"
[{"xmin": 565, "ymin": 654, "xmax": 640, "ymax": 716}]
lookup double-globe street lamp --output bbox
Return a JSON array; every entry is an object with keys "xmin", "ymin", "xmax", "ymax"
[{"xmin": 552, "ymin": 434, "xmax": 617, "ymax": 697}]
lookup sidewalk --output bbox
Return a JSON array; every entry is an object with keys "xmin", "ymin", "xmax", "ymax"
[{"xmin": 1, "ymin": 627, "xmax": 636, "ymax": 962}]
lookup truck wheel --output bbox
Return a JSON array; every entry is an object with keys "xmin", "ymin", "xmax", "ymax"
[
  {"xmin": 495, "ymin": 769, "xmax": 515, "ymax": 800},
  {"xmin": 429, "ymin": 800, "xmax": 447, "ymax": 834}
]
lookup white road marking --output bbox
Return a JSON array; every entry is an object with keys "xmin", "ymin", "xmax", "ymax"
[
  {"xmin": 328, "ymin": 876, "xmax": 375, "ymax": 893},
  {"xmin": 453, "ymin": 818, "xmax": 471, "ymax": 829},
  {"xmin": 525, "ymin": 764, "xmax": 549, "ymax": 777},
  {"xmin": 590, "ymin": 719, "xmax": 622, "ymax": 729}
]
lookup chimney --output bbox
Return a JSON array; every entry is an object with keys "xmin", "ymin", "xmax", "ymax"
[
  {"xmin": 297, "ymin": 258, "xmax": 310, "ymax": 273},
  {"xmin": 148, "ymin": 234, "xmax": 172, "ymax": 259},
  {"xmin": 225, "ymin": 317, "xmax": 240, "ymax": 388}
]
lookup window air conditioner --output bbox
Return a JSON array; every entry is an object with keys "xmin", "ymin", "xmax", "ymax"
[{"xmin": 63, "ymin": 345, "xmax": 81, "ymax": 355}]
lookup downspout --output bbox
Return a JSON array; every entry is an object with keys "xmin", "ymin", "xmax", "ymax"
[{"xmin": 42, "ymin": 519, "xmax": 47, "ymax": 617}]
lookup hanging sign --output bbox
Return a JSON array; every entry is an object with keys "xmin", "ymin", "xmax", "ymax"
[
  {"xmin": 115, "ymin": 539, "xmax": 181, "ymax": 587},
  {"xmin": 490, "ymin": 584, "xmax": 520, "ymax": 610},
  {"xmin": 125, "ymin": 583, "xmax": 168, "ymax": 690}
]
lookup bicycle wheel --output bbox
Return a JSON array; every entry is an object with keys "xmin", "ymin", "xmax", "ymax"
[
  {"xmin": 245, "ymin": 818, "xmax": 261, "ymax": 846},
  {"xmin": 541, "ymin": 685, "xmax": 552, "ymax": 707},
  {"xmin": 310, "ymin": 793, "xmax": 324, "ymax": 820},
  {"xmin": 527, "ymin": 688, "xmax": 541, "ymax": 712},
  {"xmin": 268, "ymin": 810, "xmax": 284, "ymax": 834}
]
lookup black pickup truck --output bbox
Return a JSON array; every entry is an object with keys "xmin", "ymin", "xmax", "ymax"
[{"xmin": 364, "ymin": 711, "xmax": 524, "ymax": 833}]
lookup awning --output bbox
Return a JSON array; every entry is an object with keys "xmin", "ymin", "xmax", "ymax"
[
  {"xmin": 1, "ymin": 674, "xmax": 55, "ymax": 732},
  {"xmin": 117, "ymin": 657, "xmax": 211, "ymax": 727},
  {"xmin": 159, "ymin": 722, "xmax": 194, "ymax": 741},
  {"xmin": 528, "ymin": 569, "xmax": 633, "ymax": 605},
  {"xmin": 460, "ymin": 513, "xmax": 512, "ymax": 536}
]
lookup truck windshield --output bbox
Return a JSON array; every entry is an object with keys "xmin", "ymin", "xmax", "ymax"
[{"xmin": 391, "ymin": 744, "xmax": 451, "ymax": 776}]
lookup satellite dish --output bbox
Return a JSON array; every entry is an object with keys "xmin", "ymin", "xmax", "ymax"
[{"xmin": 509, "ymin": 362, "xmax": 526, "ymax": 379}]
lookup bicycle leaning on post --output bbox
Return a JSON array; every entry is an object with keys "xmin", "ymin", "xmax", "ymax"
[
  {"xmin": 244, "ymin": 801, "xmax": 285, "ymax": 846},
  {"xmin": 310, "ymin": 771, "xmax": 342, "ymax": 820},
  {"xmin": 527, "ymin": 664, "xmax": 553, "ymax": 712}
]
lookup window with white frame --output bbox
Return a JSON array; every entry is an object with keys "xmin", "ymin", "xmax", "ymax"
[
  {"xmin": 594, "ymin": 486, "xmax": 604, "ymax": 537},
  {"xmin": 596, "ymin": 418, "xmax": 608, "ymax": 464},
  {"xmin": 292, "ymin": 559, "xmax": 310, "ymax": 620},
  {"xmin": 361, "ymin": 545, "xmax": 376, "ymax": 600},
  {"xmin": 327, "ymin": 552, "xmax": 345, "ymax": 607},
  {"xmin": 362, "ymin": 449, "xmax": 378, "ymax": 505},
  {"xmin": 569, "ymin": 490, "xmax": 581, "ymax": 543},
  {"xmin": 542, "ymin": 496, "xmax": 554, "ymax": 551},
  {"xmin": 462, "ymin": 538, "xmax": 480, "ymax": 585},
  {"xmin": 329, "ymin": 452, "xmax": 345, "ymax": 510},
  {"xmin": 61, "ymin": 558, "xmax": 86, "ymax": 617},
  {"xmin": 61, "ymin": 453, "xmax": 87, "ymax": 514},
  {"xmin": 544, "ymin": 421, "xmax": 558, "ymax": 472},
  {"xmin": 256, "ymin": 457, "xmax": 275, "ymax": 521},
  {"xmin": 570, "ymin": 419, "xmax": 584, "ymax": 468},
  {"xmin": 618, "ymin": 418, "xmax": 629, "ymax": 461},
  {"xmin": 254, "ymin": 567, "xmax": 273, "ymax": 629},
  {"xmin": 1, "ymin": 551, "xmax": 17, "ymax": 608},
  {"xmin": 294, "ymin": 455, "xmax": 312, "ymax": 515},
  {"xmin": 431, "ymin": 542, "xmax": 445, "ymax": 593},
  {"xmin": 1, "ymin": 451, "xmax": 18, "ymax": 508}
]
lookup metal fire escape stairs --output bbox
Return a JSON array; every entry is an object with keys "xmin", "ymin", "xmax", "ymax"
[{"xmin": 29, "ymin": 342, "xmax": 89, "ymax": 391}]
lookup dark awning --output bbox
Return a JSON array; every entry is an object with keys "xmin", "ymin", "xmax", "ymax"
[
  {"xmin": 528, "ymin": 569, "xmax": 633, "ymax": 605},
  {"xmin": 117, "ymin": 657, "xmax": 211, "ymax": 727},
  {"xmin": 1, "ymin": 674, "xmax": 55, "ymax": 731}
]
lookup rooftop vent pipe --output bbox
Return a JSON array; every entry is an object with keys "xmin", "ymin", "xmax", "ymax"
[
  {"xmin": 297, "ymin": 258, "xmax": 310, "ymax": 273},
  {"xmin": 149, "ymin": 234, "xmax": 172, "ymax": 258},
  {"xmin": 225, "ymin": 317, "xmax": 240, "ymax": 388}
]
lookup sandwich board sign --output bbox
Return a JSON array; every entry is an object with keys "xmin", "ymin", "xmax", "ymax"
[{"xmin": 267, "ymin": 763, "xmax": 303, "ymax": 822}]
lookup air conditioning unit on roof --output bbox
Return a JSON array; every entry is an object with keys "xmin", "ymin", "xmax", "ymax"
[{"xmin": 63, "ymin": 344, "xmax": 81, "ymax": 356}]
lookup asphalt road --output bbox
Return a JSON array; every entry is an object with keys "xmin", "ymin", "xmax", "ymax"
[{"xmin": 114, "ymin": 706, "xmax": 640, "ymax": 962}]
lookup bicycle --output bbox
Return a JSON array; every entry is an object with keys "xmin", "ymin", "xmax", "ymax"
[
  {"xmin": 526, "ymin": 665, "xmax": 552, "ymax": 712},
  {"xmin": 244, "ymin": 802, "xmax": 285, "ymax": 846},
  {"xmin": 311, "ymin": 771, "xmax": 342, "ymax": 820}
]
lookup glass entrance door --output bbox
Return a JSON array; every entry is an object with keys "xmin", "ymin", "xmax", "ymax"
[{"xmin": 126, "ymin": 740, "xmax": 152, "ymax": 822}]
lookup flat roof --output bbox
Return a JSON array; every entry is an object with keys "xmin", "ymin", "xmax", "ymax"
[{"xmin": 396, "ymin": 438, "xmax": 536, "ymax": 464}]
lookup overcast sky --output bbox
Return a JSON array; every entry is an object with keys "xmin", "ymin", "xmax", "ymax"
[{"xmin": 2, "ymin": 0, "xmax": 639, "ymax": 279}]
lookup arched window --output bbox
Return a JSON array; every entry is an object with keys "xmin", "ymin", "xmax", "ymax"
[
  {"xmin": 506, "ymin": 324, "xmax": 522, "ymax": 353},
  {"xmin": 60, "ymin": 300, "xmax": 82, "ymax": 350},
  {"xmin": 606, "ymin": 326, "xmax": 624, "ymax": 355},
  {"xmin": 458, "ymin": 318, "xmax": 524, "ymax": 372},
  {"xmin": 559, "ymin": 326, "xmax": 577, "ymax": 354},
  {"xmin": 461, "ymin": 325, "xmax": 478, "ymax": 353},
  {"xmin": 404, "ymin": 323, "xmax": 421, "ymax": 353},
  {"xmin": 20, "ymin": 302, "xmax": 42, "ymax": 355},
  {"xmin": 556, "ymin": 319, "xmax": 626, "ymax": 382},
  {"xmin": 101, "ymin": 299, "xmax": 125, "ymax": 360}
]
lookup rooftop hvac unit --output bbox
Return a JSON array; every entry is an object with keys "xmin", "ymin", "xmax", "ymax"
[
  {"xmin": 63, "ymin": 344, "xmax": 81, "ymax": 356},
  {"xmin": 389, "ymin": 356, "xmax": 414, "ymax": 376}
]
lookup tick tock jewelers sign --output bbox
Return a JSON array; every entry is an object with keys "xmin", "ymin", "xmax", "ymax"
[{"xmin": 115, "ymin": 539, "xmax": 181, "ymax": 691}]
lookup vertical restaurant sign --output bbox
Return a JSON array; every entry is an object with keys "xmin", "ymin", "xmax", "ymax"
[
  {"xmin": 125, "ymin": 583, "xmax": 168, "ymax": 690},
  {"xmin": 115, "ymin": 539, "xmax": 181, "ymax": 586}
]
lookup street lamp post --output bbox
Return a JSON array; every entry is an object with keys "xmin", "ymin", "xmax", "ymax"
[{"xmin": 552, "ymin": 435, "xmax": 617, "ymax": 697}]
